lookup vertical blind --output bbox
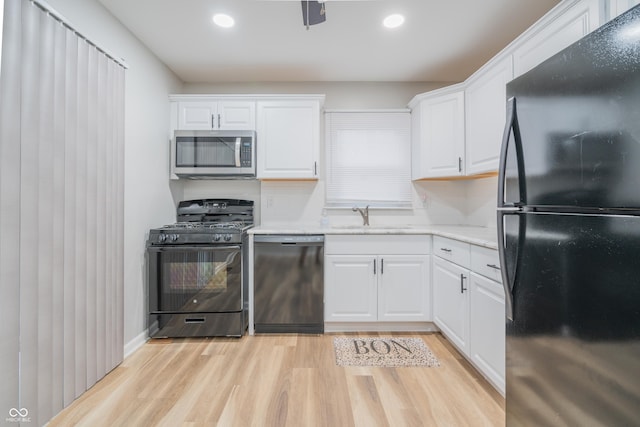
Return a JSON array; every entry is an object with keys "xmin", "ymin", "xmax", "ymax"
[
  {"xmin": 325, "ymin": 111, "xmax": 412, "ymax": 208},
  {"xmin": 0, "ymin": 0, "xmax": 125, "ymax": 425}
]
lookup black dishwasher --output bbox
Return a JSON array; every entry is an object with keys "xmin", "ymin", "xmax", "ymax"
[{"xmin": 254, "ymin": 235, "xmax": 324, "ymax": 334}]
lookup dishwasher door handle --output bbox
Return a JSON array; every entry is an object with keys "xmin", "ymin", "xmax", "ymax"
[{"xmin": 254, "ymin": 235, "xmax": 325, "ymax": 245}]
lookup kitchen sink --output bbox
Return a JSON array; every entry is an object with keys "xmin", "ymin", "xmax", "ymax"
[{"xmin": 331, "ymin": 225, "xmax": 414, "ymax": 230}]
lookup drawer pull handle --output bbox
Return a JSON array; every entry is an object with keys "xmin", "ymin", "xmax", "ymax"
[
  {"xmin": 440, "ymin": 248, "xmax": 452, "ymax": 253},
  {"xmin": 486, "ymin": 264, "xmax": 501, "ymax": 270}
]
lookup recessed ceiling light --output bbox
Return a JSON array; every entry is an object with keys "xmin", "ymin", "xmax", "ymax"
[
  {"xmin": 213, "ymin": 13, "xmax": 235, "ymax": 28},
  {"xmin": 383, "ymin": 14, "xmax": 405, "ymax": 29}
]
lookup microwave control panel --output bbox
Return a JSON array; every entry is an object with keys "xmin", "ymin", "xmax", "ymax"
[{"xmin": 241, "ymin": 140, "xmax": 252, "ymax": 167}]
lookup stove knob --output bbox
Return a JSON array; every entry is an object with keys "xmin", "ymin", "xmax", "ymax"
[
  {"xmin": 158, "ymin": 234, "xmax": 167, "ymax": 243},
  {"xmin": 213, "ymin": 234, "xmax": 222, "ymax": 242},
  {"xmin": 224, "ymin": 234, "xmax": 232, "ymax": 242},
  {"xmin": 170, "ymin": 234, "xmax": 179, "ymax": 242}
]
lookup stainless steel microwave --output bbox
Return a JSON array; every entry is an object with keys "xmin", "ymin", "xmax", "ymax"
[{"xmin": 171, "ymin": 130, "xmax": 256, "ymax": 178}]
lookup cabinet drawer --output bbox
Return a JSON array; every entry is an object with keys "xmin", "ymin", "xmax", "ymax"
[
  {"xmin": 433, "ymin": 236, "xmax": 470, "ymax": 268},
  {"xmin": 470, "ymin": 245, "xmax": 502, "ymax": 283},
  {"xmin": 325, "ymin": 234, "xmax": 431, "ymax": 255}
]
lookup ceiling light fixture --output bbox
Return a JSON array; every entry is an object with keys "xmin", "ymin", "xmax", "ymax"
[
  {"xmin": 383, "ymin": 14, "xmax": 405, "ymax": 29},
  {"xmin": 213, "ymin": 13, "xmax": 235, "ymax": 28}
]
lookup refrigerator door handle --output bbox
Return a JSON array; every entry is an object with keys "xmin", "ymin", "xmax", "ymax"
[
  {"xmin": 498, "ymin": 97, "xmax": 515, "ymax": 208},
  {"xmin": 497, "ymin": 97, "xmax": 526, "ymax": 208},
  {"xmin": 497, "ymin": 211, "xmax": 515, "ymax": 321},
  {"xmin": 497, "ymin": 96, "xmax": 525, "ymax": 321}
]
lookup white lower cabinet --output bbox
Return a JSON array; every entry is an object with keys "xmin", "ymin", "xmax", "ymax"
[
  {"xmin": 433, "ymin": 256, "xmax": 470, "ymax": 354},
  {"xmin": 469, "ymin": 271, "xmax": 505, "ymax": 395},
  {"xmin": 433, "ymin": 236, "xmax": 505, "ymax": 395},
  {"xmin": 378, "ymin": 255, "xmax": 431, "ymax": 321},
  {"xmin": 324, "ymin": 255, "xmax": 377, "ymax": 321},
  {"xmin": 324, "ymin": 235, "xmax": 431, "ymax": 326}
]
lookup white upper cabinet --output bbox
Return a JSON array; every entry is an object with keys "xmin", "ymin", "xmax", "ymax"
[
  {"xmin": 512, "ymin": 0, "xmax": 604, "ymax": 78},
  {"xmin": 256, "ymin": 98, "xmax": 322, "ymax": 180},
  {"xmin": 409, "ymin": 0, "xmax": 606, "ymax": 180},
  {"xmin": 410, "ymin": 85, "xmax": 465, "ymax": 179},
  {"xmin": 465, "ymin": 55, "xmax": 514, "ymax": 175},
  {"xmin": 609, "ymin": 0, "xmax": 640, "ymax": 19},
  {"xmin": 217, "ymin": 101, "xmax": 256, "ymax": 130},
  {"xmin": 176, "ymin": 100, "xmax": 255, "ymax": 131}
]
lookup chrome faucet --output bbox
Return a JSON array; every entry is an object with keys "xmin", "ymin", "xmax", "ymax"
[{"xmin": 353, "ymin": 205, "xmax": 370, "ymax": 226}]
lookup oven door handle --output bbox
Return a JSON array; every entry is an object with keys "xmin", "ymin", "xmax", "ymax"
[{"xmin": 147, "ymin": 245, "xmax": 241, "ymax": 252}]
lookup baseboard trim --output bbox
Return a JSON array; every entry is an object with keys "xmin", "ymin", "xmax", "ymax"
[
  {"xmin": 324, "ymin": 322, "xmax": 439, "ymax": 333},
  {"xmin": 124, "ymin": 330, "xmax": 149, "ymax": 359}
]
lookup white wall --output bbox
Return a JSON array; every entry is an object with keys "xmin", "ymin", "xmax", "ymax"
[
  {"xmin": 466, "ymin": 176, "xmax": 498, "ymax": 227},
  {"xmin": 44, "ymin": 0, "xmax": 183, "ymax": 354}
]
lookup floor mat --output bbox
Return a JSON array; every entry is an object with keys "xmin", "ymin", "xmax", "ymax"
[{"xmin": 333, "ymin": 337, "xmax": 440, "ymax": 367}]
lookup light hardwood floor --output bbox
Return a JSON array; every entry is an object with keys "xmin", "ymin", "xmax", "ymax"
[{"xmin": 49, "ymin": 332, "xmax": 505, "ymax": 426}]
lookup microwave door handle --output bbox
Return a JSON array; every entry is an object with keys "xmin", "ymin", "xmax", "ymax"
[{"xmin": 235, "ymin": 138, "xmax": 241, "ymax": 167}]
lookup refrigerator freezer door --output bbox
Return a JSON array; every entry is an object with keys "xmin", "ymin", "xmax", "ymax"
[
  {"xmin": 506, "ymin": 212, "xmax": 640, "ymax": 426},
  {"xmin": 506, "ymin": 6, "xmax": 640, "ymax": 211}
]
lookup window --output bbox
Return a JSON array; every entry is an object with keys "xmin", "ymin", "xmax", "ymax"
[{"xmin": 326, "ymin": 111, "xmax": 412, "ymax": 208}]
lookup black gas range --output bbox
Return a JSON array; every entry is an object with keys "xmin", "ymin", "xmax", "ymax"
[
  {"xmin": 147, "ymin": 198, "xmax": 254, "ymax": 246},
  {"xmin": 146, "ymin": 199, "xmax": 254, "ymax": 338}
]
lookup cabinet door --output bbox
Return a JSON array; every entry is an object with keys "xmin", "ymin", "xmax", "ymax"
[
  {"xmin": 378, "ymin": 255, "xmax": 431, "ymax": 322},
  {"xmin": 465, "ymin": 55, "xmax": 513, "ymax": 175},
  {"xmin": 433, "ymin": 257, "xmax": 469, "ymax": 355},
  {"xmin": 609, "ymin": 0, "xmax": 640, "ymax": 19},
  {"xmin": 217, "ymin": 101, "xmax": 255, "ymax": 130},
  {"xmin": 256, "ymin": 100, "xmax": 320, "ymax": 179},
  {"xmin": 513, "ymin": 0, "xmax": 602, "ymax": 77},
  {"xmin": 413, "ymin": 91, "xmax": 465, "ymax": 178},
  {"xmin": 324, "ymin": 255, "xmax": 377, "ymax": 322},
  {"xmin": 469, "ymin": 272, "xmax": 505, "ymax": 394},
  {"xmin": 177, "ymin": 101, "xmax": 217, "ymax": 130}
]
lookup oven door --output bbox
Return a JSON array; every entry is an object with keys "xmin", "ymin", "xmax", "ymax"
[{"xmin": 148, "ymin": 245, "xmax": 242, "ymax": 314}]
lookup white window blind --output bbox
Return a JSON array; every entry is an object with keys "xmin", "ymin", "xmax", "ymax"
[{"xmin": 326, "ymin": 111, "xmax": 412, "ymax": 208}]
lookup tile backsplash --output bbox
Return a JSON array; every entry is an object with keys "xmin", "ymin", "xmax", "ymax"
[{"xmin": 178, "ymin": 175, "xmax": 496, "ymax": 228}]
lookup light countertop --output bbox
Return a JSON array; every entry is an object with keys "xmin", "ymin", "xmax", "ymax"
[{"xmin": 248, "ymin": 224, "xmax": 498, "ymax": 250}]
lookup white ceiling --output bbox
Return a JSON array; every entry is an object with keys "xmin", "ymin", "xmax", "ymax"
[{"xmin": 98, "ymin": 0, "xmax": 562, "ymax": 83}]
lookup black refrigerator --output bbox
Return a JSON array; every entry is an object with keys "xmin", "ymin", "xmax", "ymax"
[{"xmin": 497, "ymin": 6, "xmax": 640, "ymax": 426}]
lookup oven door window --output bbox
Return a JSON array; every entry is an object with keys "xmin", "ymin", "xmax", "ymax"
[{"xmin": 158, "ymin": 247, "xmax": 241, "ymax": 312}]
